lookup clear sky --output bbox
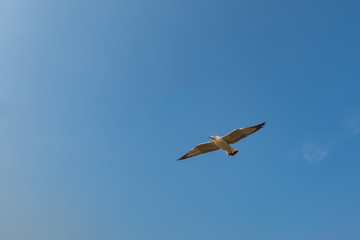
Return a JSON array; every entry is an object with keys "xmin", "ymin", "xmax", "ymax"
[{"xmin": 1, "ymin": 0, "xmax": 360, "ymax": 239}]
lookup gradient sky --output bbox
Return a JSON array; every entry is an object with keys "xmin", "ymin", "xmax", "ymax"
[{"xmin": 1, "ymin": 0, "xmax": 360, "ymax": 239}]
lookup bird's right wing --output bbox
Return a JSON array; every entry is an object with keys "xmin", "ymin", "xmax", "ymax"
[
  {"xmin": 178, "ymin": 141, "xmax": 220, "ymax": 160},
  {"xmin": 223, "ymin": 122, "xmax": 265, "ymax": 144}
]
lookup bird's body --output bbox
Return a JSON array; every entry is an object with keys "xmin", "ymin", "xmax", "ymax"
[
  {"xmin": 210, "ymin": 136, "xmax": 238, "ymax": 156},
  {"xmin": 178, "ymin": 122, "xmax": 265, "ymax": 160}
]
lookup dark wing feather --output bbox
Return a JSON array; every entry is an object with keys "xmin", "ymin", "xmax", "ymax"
[
  {"xmin": 223, "ymin": 122, "xmax": 265, "ymax": 144},
  {"xmin": 178, "ymin": 141, "xmax": 219, "ymax": 160}
]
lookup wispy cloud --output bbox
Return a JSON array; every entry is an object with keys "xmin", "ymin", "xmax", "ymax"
[{"xmin": 302, "ymin": 143, "xmax": 328, "ymax": 163}]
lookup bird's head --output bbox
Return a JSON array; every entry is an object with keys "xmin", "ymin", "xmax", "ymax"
[{"xmin": 209, "ymin": 136, "xmax": 216, "ymax": 140}]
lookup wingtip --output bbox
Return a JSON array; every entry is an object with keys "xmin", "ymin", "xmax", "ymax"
[{"xmin": 259, "ymin": 122, "xmax": 266, "ymax": 127}]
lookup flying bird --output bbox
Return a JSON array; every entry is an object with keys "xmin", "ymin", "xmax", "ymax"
[{"xmin": 178, "ymin": 122, "xmax": 265, "ymax": 160}]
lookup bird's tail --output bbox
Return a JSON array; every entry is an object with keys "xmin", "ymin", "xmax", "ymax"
[{"xmin": 227, "ymin": 148, "xmax": 239, "ymax": 156}]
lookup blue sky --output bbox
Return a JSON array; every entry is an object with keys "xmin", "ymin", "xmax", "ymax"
[{"xmin": 1, "ymin": 0, "xmax": 360, "ymax": 239}]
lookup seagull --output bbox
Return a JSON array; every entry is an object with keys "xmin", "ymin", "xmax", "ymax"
[{"xmin": 178, "ymin": 122, "xmax": 265, "ymax": 160}]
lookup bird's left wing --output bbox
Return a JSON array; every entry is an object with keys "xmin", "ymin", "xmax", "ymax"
[
  {"xmin": 223, "ymin": 122, "xmax": 265, "ymax": 144},
  {"xmin": 178, "ymin": 141, "xmax": 219, "ymax": 160}
]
